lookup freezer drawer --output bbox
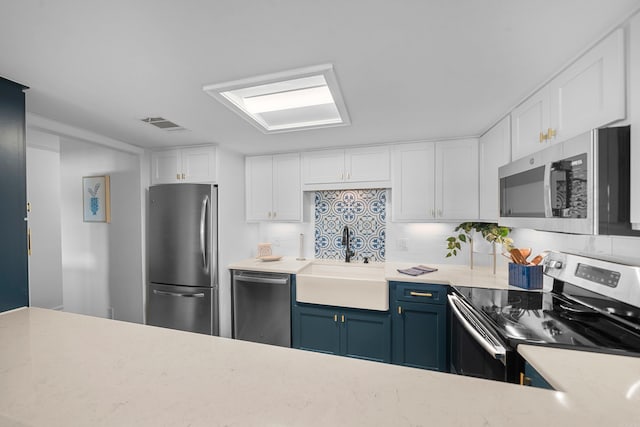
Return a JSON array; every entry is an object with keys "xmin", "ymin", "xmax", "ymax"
[
  {"xmin": 147, "ymin": 283, "xmax": 215, "ymax": 335},
  {"xmin": 232, "ymin": 271, "xmax": 291, "ymax": 347}
]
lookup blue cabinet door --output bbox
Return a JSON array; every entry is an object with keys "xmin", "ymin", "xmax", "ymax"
[
  {"xmin": 341, "ymin": 310, "xmax": 391, "ymax": 363},
  {"xmin": 292, "ymin": 304, "xmax": 340, "ymax": 355},
  {"xmin": 0, "ymin": 78, "xmax": 28, "ymax": 312},
  {"xmin": 390, "ymin": 281, "xmax": 449, "ymax": 372},
  {"xmin": 292, "ymin": 302, "xmax": 391, "ymax": 362},
  {"xmin": 392, "ymin": 301, "xmax": 447, "ymax": 371}
]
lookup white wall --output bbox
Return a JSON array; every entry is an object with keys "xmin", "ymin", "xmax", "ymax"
[
  {"xmin": 216, "ymin": 147, "xmax": 259, "ymax": 337},
  {"xmin": 26, "ymin": 129, "xmax": 63, "ymax": 310},
  {"xmin": 60, "ymin": 138, "xmax": 143, "ymax": 323},
  {"xmin": 257, "ymin": 192, "xmax": 499, "ymax": 267}
]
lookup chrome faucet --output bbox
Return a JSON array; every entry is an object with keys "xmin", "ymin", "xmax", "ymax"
[{"xmin": 342, "ymin": 225, "xmax": 355, "ymax": 263}]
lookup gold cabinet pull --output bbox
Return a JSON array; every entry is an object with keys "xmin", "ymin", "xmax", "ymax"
[
  {"xmin": 397, "ymin": 306, "xmax": 402, "ymax": 314},
  {"xmin": 410, "ymin": 291, "xmax": 433, "ymax": 297},
  {"xmin": 539, "ymin": 131, "xmax": 548, "ymax": 142},
  {"xmin": 547, "ymin": 128, "xmax": 556, "ymax": 139},
  {"xmin": 27, "ymin": 228, "xmax": 32, "ymax": 256},
  {"xmin": 519, "ymin": 372, "xmax": 531, "ymax": 386},
  {"xmin": 176, "ymin": 173, "xmax": 181, "ymax": 180},
  {"xmin": 334, "ymin": 314, "xmax": 337, "ymax": 322},
  {"xmin": 341, "ymin": 315, "xmax": 345, "ymax": 323},
  {"xmin": 181, "ymin": 173, "xmax": 186, "ymax": 179}
]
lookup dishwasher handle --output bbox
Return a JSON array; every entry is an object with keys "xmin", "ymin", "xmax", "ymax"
[
  {"xmin": 234, "ymin": 273, "xmax": 289, "ymax": 286},
  {"xmin": 448, "ymin": 293, "xmax": 506, "ymax": 362}
]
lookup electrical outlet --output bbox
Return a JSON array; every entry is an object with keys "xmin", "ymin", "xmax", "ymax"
[
  {"xmin": 107, "ymin": 307, "xmax": 114, "ymax": 319},
  {"xmin": 397, "ymin": 238, "xmax": 409, "ymax": 251}
]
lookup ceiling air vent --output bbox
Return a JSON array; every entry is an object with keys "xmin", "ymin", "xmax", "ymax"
[{"xmin": 140, "ymin": 117, "xmax": 185, "ymax": 131}]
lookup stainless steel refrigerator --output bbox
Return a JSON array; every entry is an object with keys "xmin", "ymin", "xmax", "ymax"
[{"xmin": 146, "ymin": 184, "xmax": 219, "ymax": 335}]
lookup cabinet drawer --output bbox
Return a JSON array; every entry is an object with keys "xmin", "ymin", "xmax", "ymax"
[{"xmin": 392, "ymin": 282, "xmax": 448, "ymax": 305}]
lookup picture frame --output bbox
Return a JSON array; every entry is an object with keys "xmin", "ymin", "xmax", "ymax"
[{"xmin": 82, "ymin": 175, "xmax": 111, "ymax": 223}]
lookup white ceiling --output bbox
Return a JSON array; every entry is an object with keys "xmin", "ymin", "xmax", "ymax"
[{"xmin": 1, "ymin": 0, "xmax": 639, "ymax": 155}]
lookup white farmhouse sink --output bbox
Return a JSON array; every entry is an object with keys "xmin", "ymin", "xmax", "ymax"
[{"xmin": 296, "ymin": 262, "xmax": 388, "ymax": 311}]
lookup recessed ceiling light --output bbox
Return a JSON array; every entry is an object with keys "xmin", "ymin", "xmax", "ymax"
[{"xmin": 202, "ymin": 64, "xmax": 350, "ymax": 133}]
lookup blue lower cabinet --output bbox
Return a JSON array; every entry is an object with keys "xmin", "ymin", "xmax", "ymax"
[
  {"xmin": 521, "ymin": 361, "xmax": 554, "ymax": 390},
  {"xmin": 292, "ymin": 304, "xmax": 391, "ymax": 363},
  {"xmin": 341, "ymin": 310, "xmax": 391, "ymax": 363},
  {"xmin": 390, "ymin": 281, "xmax": 448, "ymax": 372},
  {"xmin": 292, "ymin": 304, "xmax": 341, "ymax": 355}
]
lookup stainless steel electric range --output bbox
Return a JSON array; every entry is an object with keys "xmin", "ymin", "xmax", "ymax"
[{"xmin": 448, "ymin": 251, "xmax": 640, "ymax": 383}]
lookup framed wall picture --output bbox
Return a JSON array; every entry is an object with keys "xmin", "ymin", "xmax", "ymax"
[{"xmin": 82, "ymin": 175, "xmax": 111, "ymax": 223}]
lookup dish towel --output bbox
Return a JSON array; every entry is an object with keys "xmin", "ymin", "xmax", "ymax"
[{"xmin": 397, "ymin": 265, "xmax": 438, "ymax": 276}]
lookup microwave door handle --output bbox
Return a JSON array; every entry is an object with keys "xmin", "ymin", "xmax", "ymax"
[
  {"xmin": 448, "ymin": 294, "xmax": 506, "ymax": 363},
  {"xmin": 543, "ymin": 163, "xmax": 553, "ymax": 218}
]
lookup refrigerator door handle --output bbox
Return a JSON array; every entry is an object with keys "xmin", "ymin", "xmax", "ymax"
[
  {"xmin": 200, "ymin": 195, "xmax": 209, "ymax": 274},
  {"xmin": 153, "ymin": 289, "xmax": 206, "ymax": 298}
]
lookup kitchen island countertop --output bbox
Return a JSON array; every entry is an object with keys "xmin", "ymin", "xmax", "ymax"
[{"xmin": 1, "ymin": 307, "xmax": 638, "ymax": 426}]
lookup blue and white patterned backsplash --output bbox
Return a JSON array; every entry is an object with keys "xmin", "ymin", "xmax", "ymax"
[{"xmin": 314, "ymin": 189, "xmax": 386, "ymax": 262}]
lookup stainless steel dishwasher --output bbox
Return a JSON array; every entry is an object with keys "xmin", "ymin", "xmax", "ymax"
[{"xmin": 232, "ymin": 270, "xmax": 291, "ymax": 347}]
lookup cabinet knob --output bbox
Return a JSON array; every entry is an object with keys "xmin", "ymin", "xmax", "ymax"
[
  {"xmin": 341, "ymin": 314, "xmax": 345, "ymax": 323},
  {"xmin": 334, "ymin": 314, "xmax": 337, "ymax": 322},
  {"xmin": 398, "ymin": 306, "xmax": 402, "ymax": 315},
  {"xmin": 176, "ymin": 173, "xmax": 181, "ymax": 180}
]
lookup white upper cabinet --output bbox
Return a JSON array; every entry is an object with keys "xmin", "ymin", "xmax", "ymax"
[
  {"xmin": 151, "ymin": 149, "xmax": 181, "ymax": 184},
  {"xmin": 479, "ymin": 116, "xmax": 511, "ymax": 221},
  {"xmin": 302, "ymin": 146, "xmax": 390, "ymax": 190},
  {"xmin": 511, "ymin": 29, "xmax": 625, "ymax": 161},
  {"xmin": 151, "ymin": 146, "xmax": 217, "ymax": 184},
  {"xmin": 548, "ymin": 29, "xmax": 625, "ymax": 143},
  {"xmin": 391, "ymin": 139, "xmax": 478, "ymax": 222},
  {"xmin": 246, "ymin": 153, "xmax": 301, "ymax": 222},
  {"xmin": 301, "ymin": 149, "xmax": 344, "ymax": 184},
  {"xmin": 510, "ymin": 88, "xmax": 551, "ymax": 161},
  {"xmin": 435, "ymin": 139, "xmax": 479, "ymax": 221},
  {"xmin": 391, "ymin": 142, "xmax": 435, "ymax": 221}
]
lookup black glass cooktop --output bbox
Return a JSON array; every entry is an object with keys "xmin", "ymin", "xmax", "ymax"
[{"xmin": 454, "ymin": 286, "xmax": 640, "ymax": 356}]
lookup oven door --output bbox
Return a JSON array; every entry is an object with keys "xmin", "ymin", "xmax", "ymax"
[{"xmin": 448, "ymin": 293, "xmax": 510, "ymax": 382}]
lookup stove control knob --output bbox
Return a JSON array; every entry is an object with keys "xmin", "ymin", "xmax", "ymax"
[{"xmin": 548, "ymin": 260, "xmax": 563, "ymax": 269}]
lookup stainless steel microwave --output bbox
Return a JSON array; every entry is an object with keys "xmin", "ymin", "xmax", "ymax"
[{"xmin": 498, "ymin": 126, "xmax": 638, "ymax": 235}]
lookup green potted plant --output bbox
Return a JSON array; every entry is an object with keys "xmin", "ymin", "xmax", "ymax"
[{"xmin": 446, "ymin": 222, "xmax": 513, "ymax": 273}]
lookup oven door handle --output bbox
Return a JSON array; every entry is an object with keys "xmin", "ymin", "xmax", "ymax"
[{"xmin": 448, "ymin": 293, "xmax": 507, "ymax": 363}]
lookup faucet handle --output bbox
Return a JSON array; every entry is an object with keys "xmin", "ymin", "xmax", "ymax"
[{"xmin": 363, "ymin": 257, "xmax": 369, "ymax": 264}]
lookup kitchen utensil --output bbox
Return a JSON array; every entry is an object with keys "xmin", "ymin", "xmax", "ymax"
[
  {"xmin": 518, "ymin": 248, "xmax": 532, "ymax": 262},
  {"xmin": 529, "ymin": 251, "xmax": 549, "ymax": 266},
  {"xmin": 510, "ymin": 248, "xmax": 528, "ymax": 265}
]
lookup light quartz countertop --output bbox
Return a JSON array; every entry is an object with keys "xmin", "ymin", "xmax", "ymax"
[
  {"xmin": 228, "ymin": 257, "xmax": 510, "ymax": 289},
  {"xmin": 2, "ymin": 307, "xmax": 639, "ymax": 426}
]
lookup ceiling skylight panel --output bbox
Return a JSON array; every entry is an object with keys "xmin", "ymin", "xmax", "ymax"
[{"xmin": 203, "ymin": 64, "xmax": 350, "ymax": 133}]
